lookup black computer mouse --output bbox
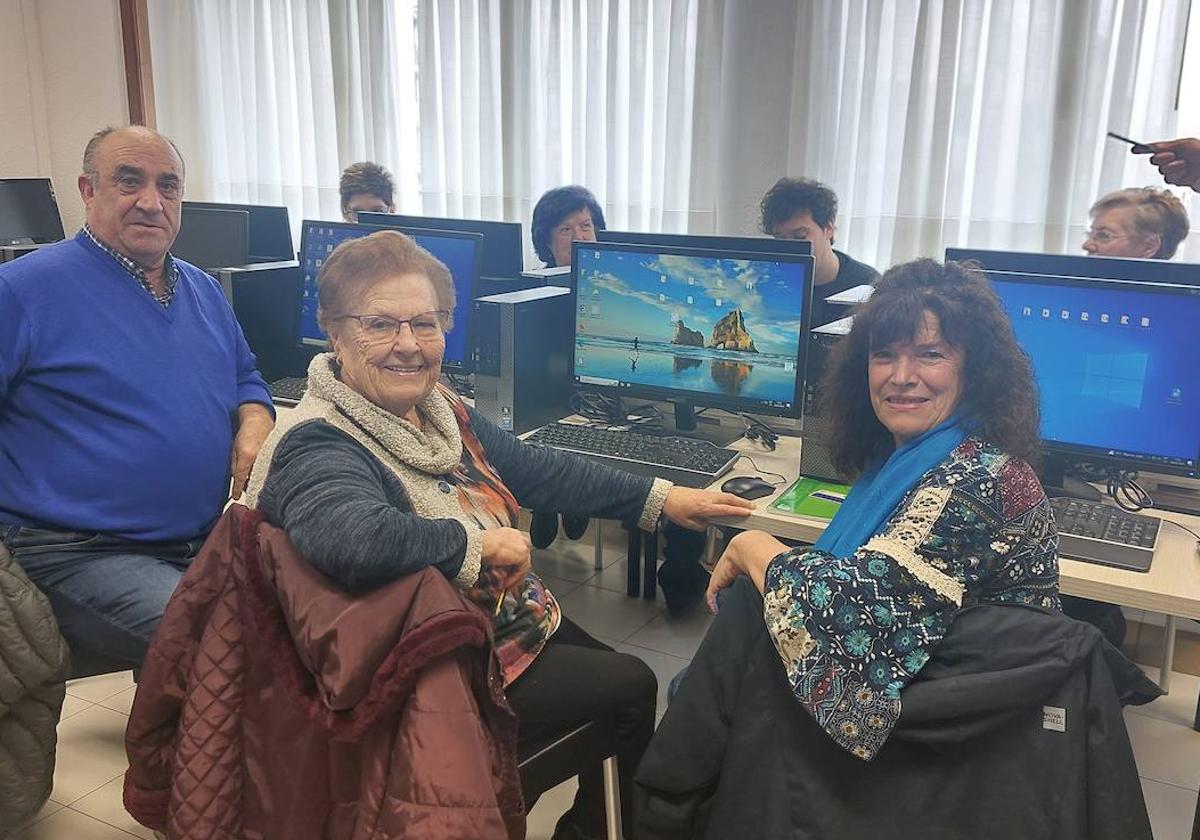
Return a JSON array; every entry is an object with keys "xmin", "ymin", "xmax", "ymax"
[{"xmin": 720, "ymin": 475, "xmax": 776, "ymax": 500}]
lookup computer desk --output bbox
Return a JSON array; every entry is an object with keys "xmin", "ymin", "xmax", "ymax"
[{"xmin": 707, "ymin": 433, "xmax": 1200, "ymax": 693}]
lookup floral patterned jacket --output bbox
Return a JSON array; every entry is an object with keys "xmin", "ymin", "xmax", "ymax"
[{"xmin": 763, "ymin": 437, "xmax": 1059, "ymax": 760}]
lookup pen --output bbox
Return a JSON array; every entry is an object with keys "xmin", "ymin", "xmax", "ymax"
[{"xmin": 493, "ymin": 588, "xmax": 506, "ymax": 616}]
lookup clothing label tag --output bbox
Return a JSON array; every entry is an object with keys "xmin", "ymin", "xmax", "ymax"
[{"xmin": 1042, "ymin": 705, "xmax": 1066, "ymax": 732}]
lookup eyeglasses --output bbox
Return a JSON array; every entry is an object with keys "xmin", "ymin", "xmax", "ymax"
[
  {"xmin": 336, "ymin": 310, "xmax": 449, "ymax": 344},
  {"xmin": 1084, "ymin": 228, "xmax": 1128, "ymax": 244}
]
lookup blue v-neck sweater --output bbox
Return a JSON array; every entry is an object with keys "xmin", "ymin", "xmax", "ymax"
[{"xmin": 0, "ymin": 231, "xmax": 273, "ymax": 541}]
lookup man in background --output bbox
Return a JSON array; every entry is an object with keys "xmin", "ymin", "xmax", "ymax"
[
  {"xmin": 760, "ymin": 177, "xmax": 878, "ymax": 326},
  {"xmin": 340, "ymin": 161, "xmax": 396, "ymax": 222},
  {"xmin": 0, "ymin": 125, "xmax": 275, "ymax": 664}
]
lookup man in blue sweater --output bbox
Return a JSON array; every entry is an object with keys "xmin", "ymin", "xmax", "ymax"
[{"xmin": 0, "ymin": 125, "xmax": 275, "ymax": 664}]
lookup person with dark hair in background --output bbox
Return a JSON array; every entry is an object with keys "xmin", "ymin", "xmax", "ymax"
[
  {"xmin": 1082, "ymin": 187, "xmax": 1189, "ymax": 259},
  {"xmin": 339, "ymin": 161, "xmax": 396, "ymax": 222},
  {"xmin": 760, "ymin": 177, "xmax": 879, "ymax": 326},
  {"xmin": 528, "ymin": 186, "xmax": 609, "ymax": 548},
  {"xmin": 531, "ymin": 185, "xmax": 607, "ymax": 268}
]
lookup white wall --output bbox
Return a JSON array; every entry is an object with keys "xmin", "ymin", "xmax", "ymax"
[{"xmin": 0, "ymin": 0, "xmax": 128, "ymax": 235}]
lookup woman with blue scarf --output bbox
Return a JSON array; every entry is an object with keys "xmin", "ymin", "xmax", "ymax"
[{"xmin": 703, "ymin": 258, "xmax": 1058, "ymax": 758}]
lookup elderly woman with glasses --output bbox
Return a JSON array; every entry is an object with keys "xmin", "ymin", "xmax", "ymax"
[
  {"xmin": 243, "ymin": 230, "xmax": 751, "ymax": 840},
  {"xmin": 1082, "ymin": 186, "xmax": 1189, "ymax": 259}
]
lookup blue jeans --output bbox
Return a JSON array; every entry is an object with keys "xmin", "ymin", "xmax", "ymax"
[{"xmin": 2, "ymin": 526, "xmax": 203, "ymax": 663}]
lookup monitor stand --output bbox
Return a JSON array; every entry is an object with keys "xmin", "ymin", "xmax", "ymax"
[
  {"xmin": 1040, "ymin": 455, "xmax": 1103, "ymax": 502},
  {"xmin": 664, "ymin": 399, "xmax": 742, "ymax": 447}
]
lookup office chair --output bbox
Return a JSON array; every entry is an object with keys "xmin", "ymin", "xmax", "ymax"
[{"xmin": 518, "ymin": 718, "xmax": 623, "ymax": 840}]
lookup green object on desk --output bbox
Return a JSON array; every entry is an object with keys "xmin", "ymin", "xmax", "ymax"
[{"xmin": 770, "ymin": 477, "xmax": 853, "ymax": 520}]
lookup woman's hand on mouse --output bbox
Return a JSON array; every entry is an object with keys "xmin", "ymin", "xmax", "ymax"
[{"xmin": 662, "ymin": 487, "xmax": 754, "ymax": 531}]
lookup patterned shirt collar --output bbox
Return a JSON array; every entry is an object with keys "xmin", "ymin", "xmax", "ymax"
[{"xmin": 83, "ymin": 225, "xmax": 179, "ymax": 307}]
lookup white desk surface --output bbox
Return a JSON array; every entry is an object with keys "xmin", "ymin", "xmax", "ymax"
[{"xmin": 707, "ymin": 434, "xmax": 1200, "ymax": 621}]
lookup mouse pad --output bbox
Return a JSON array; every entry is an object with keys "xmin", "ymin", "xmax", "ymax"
[{"xmin": 770, "ymin": 476, "xmax": 853, "ymax": 520}]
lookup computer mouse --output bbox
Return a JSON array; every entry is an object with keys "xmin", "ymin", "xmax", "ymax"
[{"xmin": 721, "ymin": 476, "xmax": 776, "ymax": 500}]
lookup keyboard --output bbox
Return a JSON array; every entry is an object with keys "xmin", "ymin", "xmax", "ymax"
[
  {"xmin": 269, "ymin": 376, "xmax": 308, "ymax": 405},
  {"xmin": 526, "ymin": 422, "xmax": 739, "ymax": 488},
  {"xmin": 1049, "ymin": 497, "xmax": 1161, "ymax": 572}
]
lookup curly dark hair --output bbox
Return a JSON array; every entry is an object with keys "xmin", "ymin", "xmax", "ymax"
[
  {"xmin": 760, "ymin": 177, "xmax": 838, "ymax": 235},
  {"xmin": 818, "ymin": 258, "xmax": 1041, "ymax": 478},
  {"xmin": 531, "ymin": 185, "xmax": 607, "ymax": 266}
]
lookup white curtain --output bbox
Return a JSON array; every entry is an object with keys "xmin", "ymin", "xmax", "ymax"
[
  {"xmin": 699, "ymin": 0, "xmax": 1198, "ymax": 268},
  {"xmin": 151, "ymin": 0, "xmax": 1198, "ymax": 268},
  {"xmin": 148, "ymin": 0, "xmax": 421, "ymax": 237},
  {"xmin": 418, "ymin": 0, "xmax": 703, "ymax": 263}
]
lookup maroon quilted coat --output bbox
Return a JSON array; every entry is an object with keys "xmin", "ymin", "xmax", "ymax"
[{"xmin": 124, "ymin": 504, "xmax": 523, "ymax": 839}]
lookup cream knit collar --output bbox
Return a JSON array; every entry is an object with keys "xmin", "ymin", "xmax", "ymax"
[{"xmin": 304, "ymin": 353, "xmax": 463, "ymax": 475}]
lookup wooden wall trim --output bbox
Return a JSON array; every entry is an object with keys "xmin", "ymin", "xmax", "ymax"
[{"xmin": 118, "ymin": 0, "xmax": 156, "ymax": 127}]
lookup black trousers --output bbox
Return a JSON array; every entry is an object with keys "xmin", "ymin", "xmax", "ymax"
[{"xmin": 508, "ymin": 616, "xmax": 657, "ymax": 836}]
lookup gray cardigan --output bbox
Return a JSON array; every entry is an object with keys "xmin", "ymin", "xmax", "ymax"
[{"xmin": 256, "ymin": 406, "xmax": 665, "ymax": 593}]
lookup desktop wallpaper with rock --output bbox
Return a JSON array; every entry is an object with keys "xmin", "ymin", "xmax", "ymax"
[{"xmin": 573, "ymin": 248, "xmax": 807, "ymax": 407}]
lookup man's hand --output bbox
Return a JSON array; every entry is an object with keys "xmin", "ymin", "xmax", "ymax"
[
  {"xmin": 481, "ymin": 527, "xmax": 533, "ymax": 591},
  {"xmin": 661, "ymin": 487, "xmax": 755, "ymax": 531},
  {"xmin": 230, "ymin": 403, "xmax": 275, "ymax": 499},
  {"xmin": 1144, "ymin": 138, "xmax": 1200, "ymax": 191}
]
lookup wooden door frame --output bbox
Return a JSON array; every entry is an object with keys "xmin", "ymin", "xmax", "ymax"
[{"xmin": 118, "ymin": 0, "xmax": 155, "ymax": 127}]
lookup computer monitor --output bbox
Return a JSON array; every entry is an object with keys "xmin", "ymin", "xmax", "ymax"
[
  {"xmin": 172, "ymin": 207, "xmax": 250, "ymax": 271},
  {"xmin": 986, "ymin": 270, "xmax": 1200, "ymax": 478},
  {"xmin": 296, "ymin": 220, "xmax": 482, "ymax": 372},
  {"xmin": 0, "ymin": 178, "xmax": 66, "ymax": 245},
  {"xmin": 571, "ymin": 240, "xmax": 814, "ymax": 421},
  {"xmin": 358, "ymin": 212, "xmax": 523, "ymax": 279},
  {"xmin": 599, "ymin": 229, "xmax": 813, "ymax": 256},
  {"xmin": 183, "ymin": 201, "xmax": 293, "ymax": 262},
  {"xmin": 946, "ymin": 247, "xmax": 1200, "ymax": 287}
]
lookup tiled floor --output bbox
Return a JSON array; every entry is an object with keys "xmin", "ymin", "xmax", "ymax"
[{"xmin": 18, "ymin": 523, "xmax": 1200, "ymax": 839}]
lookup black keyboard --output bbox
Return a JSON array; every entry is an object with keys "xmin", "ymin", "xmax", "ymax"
[
  {"xmin": 1049, "ymin": 497, "xmax": 1161, "ymax": 572},
  {"xmin": 269, "ymin": 376, "xmax": 308, "ymax": 404},
  {"xmin": 526, "ymin": 422, "xmax": 739, "ymax": 488}
]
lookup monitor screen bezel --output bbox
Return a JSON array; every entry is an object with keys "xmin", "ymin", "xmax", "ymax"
[
  {"xmin": 598, "ymin": 229, "xmax": 814, "ymax": 257},
  {"xmin": 569, "ymin": 239, "xmax": 815, "ymax": 420},
  {"xmin": 296, "ymin": 220, "xmax": 483, "ymax": 374},
  {"xmin": 357, "ymin": 212, "xmax": 524, "ymax": 279},
  {"xmin": 947, "ymin": 247, "xmax": 1200, "ymax": 287},
  {"xmin": 984, "ymin": 268, "xmax": 1200, "ymax": 478},
  {"xmin": 182, "ymin": 200, "xmax": 293, "ymax": 262},
  {"xmin": 0, "ymin": 177, "xmax": 66, "ymax": 244},
  {"xmin": 174, "ymin": 206, "xmax": 251, "ymax": 271}
]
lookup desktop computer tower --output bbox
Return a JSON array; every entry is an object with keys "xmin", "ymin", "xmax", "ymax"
[
  {"xmin": 473, "ymin": 286, "xmax": 574, "ymax": 434},
  {"xmin": 218, "ymin": 261, "xmax": 310, "ymax": 382}
]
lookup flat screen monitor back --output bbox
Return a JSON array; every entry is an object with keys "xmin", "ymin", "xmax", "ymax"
[
  {"xmin": 173, "ymin": 207, "xmax": 251, "ymax": 271},
  {"xmin": 358, "ymin": 212, "xmax": 523, "ymax": 279},
  {"xmin": 183, "ymin": 201, "xmax": 293, "ymax": 262},
  {"xmin": 946, "ymin": 247, "xmax": 1200, "ymax": 287},
  {"xmin": 0, "ymin": 179, "xmax": 66, "ymax": 245},
  {"xmin": 599, "ymin": 229, "xmax": 813, "ymax": 256}
]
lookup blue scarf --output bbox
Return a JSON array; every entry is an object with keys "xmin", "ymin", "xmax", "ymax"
[{"xmin": 814, "ymin": 415, "xmax": 969, "ymax": 558}]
